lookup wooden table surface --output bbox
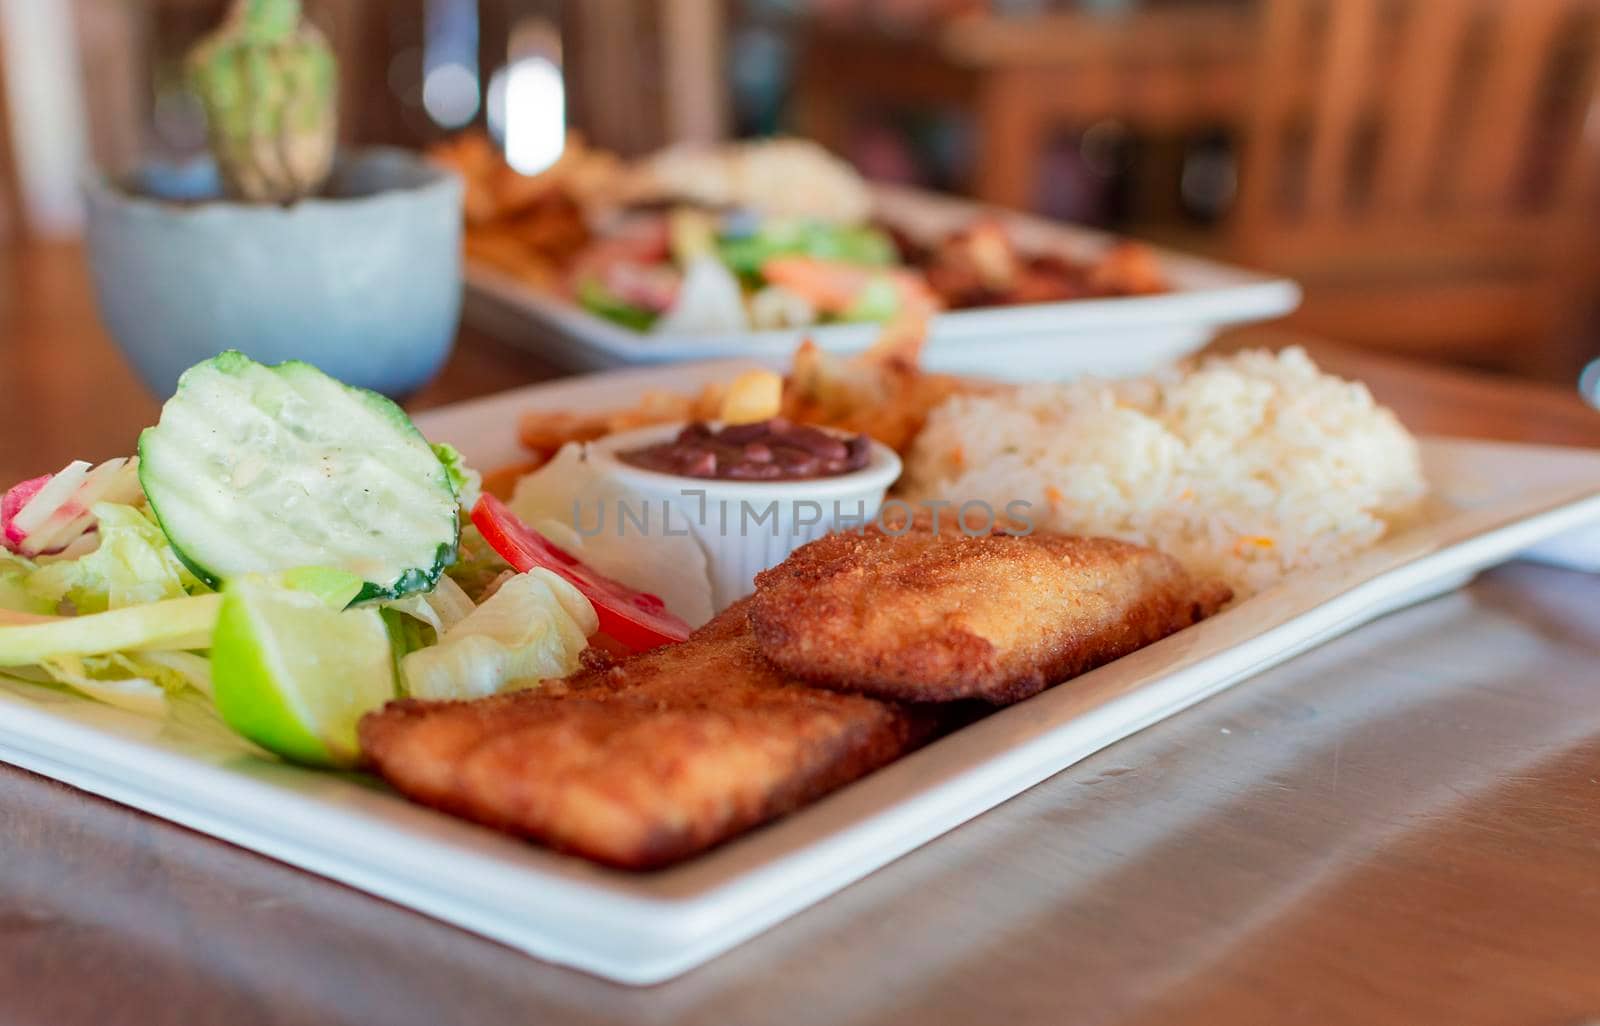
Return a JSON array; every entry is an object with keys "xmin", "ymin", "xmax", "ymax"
[{"xmin": 5, "ymin": 243, "xmax": 1600, "ymax": 1026}]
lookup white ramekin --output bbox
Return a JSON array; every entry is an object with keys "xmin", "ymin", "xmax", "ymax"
[{"xmin": 587, "ymin": 423, "xmax": 902, "ymax": 609}]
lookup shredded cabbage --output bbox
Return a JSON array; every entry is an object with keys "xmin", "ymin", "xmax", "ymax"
[
  {"xmin": 27, "ymin": 502, "xmax": 206, "ymax": 613},
  {"xmin": 0, "ymin": 499, "xmax": 217, "ymax": 717},
  {"xmin": 34, "ymin": 650, "xmax": 213, "ymax": 716},
  {"xmin": 400, "ymin": 569, "xmax": 597, "ymax": 700},
  {"xmin": 135, "ymin": 649, "xmax": 214, "ymax": 697}
]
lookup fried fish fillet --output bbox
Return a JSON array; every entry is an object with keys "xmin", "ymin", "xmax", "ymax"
[
  {"xmin": 748, "ymin": 527, "xmax": 1232, "ymax": 705},
  {"xmin": 359, "ymin": 603, "xmax": 932, "ymax": 870}
]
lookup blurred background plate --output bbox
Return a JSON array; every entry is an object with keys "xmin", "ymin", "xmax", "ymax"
[{"xmin": 462, "ymin": 183, "xmax": 1301, "ymax": 380}]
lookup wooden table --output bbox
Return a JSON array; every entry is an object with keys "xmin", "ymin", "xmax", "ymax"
[{"xmin": 5, "ymin": 243, "xmax": 1600, "ymax": 1025}]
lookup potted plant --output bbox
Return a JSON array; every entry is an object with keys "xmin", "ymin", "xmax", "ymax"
[{"xmin": 84, "ymin": 0, "xmax": 463, "ymax": 398}]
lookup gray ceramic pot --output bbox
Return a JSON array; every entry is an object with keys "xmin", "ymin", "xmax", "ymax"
[{"xmin": 84, "ymin": 147, "xmax": 463, "ymax": 399}]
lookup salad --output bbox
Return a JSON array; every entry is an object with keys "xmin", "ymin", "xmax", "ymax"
[
  {"xmin": 572, "ymin": 207, "xmax": 937, "ymax": 335},
  {"xmin": 0, "ymin": 351, "xmax": 696, "ymax": 768}
]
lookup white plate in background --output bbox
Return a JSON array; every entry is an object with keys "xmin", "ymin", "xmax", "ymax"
[{"xmin": 463, "ymin": 183, "xmax": 1301, "ymax": 381}]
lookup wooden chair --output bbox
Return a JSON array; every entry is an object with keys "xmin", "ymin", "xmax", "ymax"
[
  {"xmin": 1232, "ymin": 0, "xmax": 1600, "ymax": 377},
  {"xmin": 792, "ymin": 6, "xmax": 1257, "ymax": 204},
  {"xmin": 564, "ymin": 0, "xmax": 728, "ymax": 156},
  {"xmin": 0, "ymin": 27, "xmax": 20, "ymax": 243}
]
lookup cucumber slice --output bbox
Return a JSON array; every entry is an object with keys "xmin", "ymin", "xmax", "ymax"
[{"xmin": 138, "ymin": 352, "xmax": 458, "ymax": 602}]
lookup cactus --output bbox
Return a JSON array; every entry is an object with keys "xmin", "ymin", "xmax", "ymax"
[{"xmin": 187, "ymin": 0, "xmax": 337, "ymax": 204}]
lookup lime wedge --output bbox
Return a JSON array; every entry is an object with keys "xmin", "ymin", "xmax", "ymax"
[
  {"xmin": 276, "ymin": 566, "xmax": 365, "ymax": 608},
  {"xmin": 211, "ymin": 573, "xmax": 396, "ymax": 768}
]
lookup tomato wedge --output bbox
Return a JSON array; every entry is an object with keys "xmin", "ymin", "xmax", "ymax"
[{"xmin": 470, "ymin": 494, "xmax": 692, "ymax": 652}]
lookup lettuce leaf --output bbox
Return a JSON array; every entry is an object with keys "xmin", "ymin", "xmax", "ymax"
[
  {"xmin": 718, "ymin": 219, "xmax": 896, "ymax": 279},
  {"xmin": 578, "ymin": 277, "xmax": 659, "ymax": 332},
  {"xmin": 432, "ymin": 443, "xmax": 482, "ymax": 512},
  {"xmin": 444, "ymin": 524, "xmax": 515, "ymax": 603},
  {"xmin": 27, "ymin": 502, "xmax": 206, "ymax": 613},
  {"xmin": 382, "ymin": 607, "xmax": 434, "ymax": 663},
  {"xmin": 839, "ymin": 275, "xmax": 904, "ymax": 323},
  {"xmin": 0, "ymin": 552, "xmax": 51, "ymax": 616},
  {"xmin": 384, "ymin": 573, "xmax": 475, "ymax": 635},
  {"xmin": 381, "ymin": 573, "xmax": 478, "ymax": 658},
  {"xmin": 399, "ymin": 569, "xmax": 597, "ymax": 701}
]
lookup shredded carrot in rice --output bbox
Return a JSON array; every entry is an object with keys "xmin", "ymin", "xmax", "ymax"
[
  {"xmin": 1044, "ymin": 485, "xmax": 1064, "ymax": 509},
  {"xmin": 1233, "ymin": 535, "xmax": 1276, "ymax": 555}
]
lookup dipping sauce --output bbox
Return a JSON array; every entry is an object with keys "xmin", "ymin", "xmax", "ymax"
[{"xmin": 619, "ymin": 419, "xmax": 872, "ymax": 481}]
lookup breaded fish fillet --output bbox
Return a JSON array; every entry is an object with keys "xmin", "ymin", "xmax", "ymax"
[
  {"xmin": 359, "ymin": 603, "xmax": 932, "ymax": 870},
  {"xmin": 749, "ymin": 528, "xmax": 1232, "ymax": 705}
]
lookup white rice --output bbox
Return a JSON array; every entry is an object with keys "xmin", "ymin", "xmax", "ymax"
[{"xmin": 902, "ymin": 347, "xmax": 1426, "ymax": 597}]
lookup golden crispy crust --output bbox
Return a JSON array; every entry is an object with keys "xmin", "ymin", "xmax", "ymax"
[
  {"xmin": 748, "ymin": 528, "xmax": 1232, "ymax": 705},
  {"xmin": 358, "ymin": 603, "xmax": 934, "ymax": 870}
]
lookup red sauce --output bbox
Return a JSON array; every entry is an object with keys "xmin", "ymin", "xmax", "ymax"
[{"xmin": 619, "ymin": 419, "xmax": 872, "ymax": 481}]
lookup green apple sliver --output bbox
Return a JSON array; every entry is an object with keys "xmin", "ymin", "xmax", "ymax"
[
  {"xmin": 211, "ymin": 575, "xmax": 396, "ymax": 768},
  {"xmin": 138, "ymin": 352, "xmax": 458, "ymax": 602},
  {"xmin": 0, "ymin": 594, "xmax": 221, "ymax": 665}
]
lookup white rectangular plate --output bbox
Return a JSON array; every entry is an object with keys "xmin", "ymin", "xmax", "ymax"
[
  {"xmin": 463, "ymin": 183, "xmax": 1302, "ymax": 381},
  {"xmin": 3, "ymin": 361, "xmax": 1599, "ymax": 986}
]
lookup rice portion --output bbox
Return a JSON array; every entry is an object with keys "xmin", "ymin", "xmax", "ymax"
[{"xmin": 901, "ymin": 347, "xmax": 1426, "ymax": 597}]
